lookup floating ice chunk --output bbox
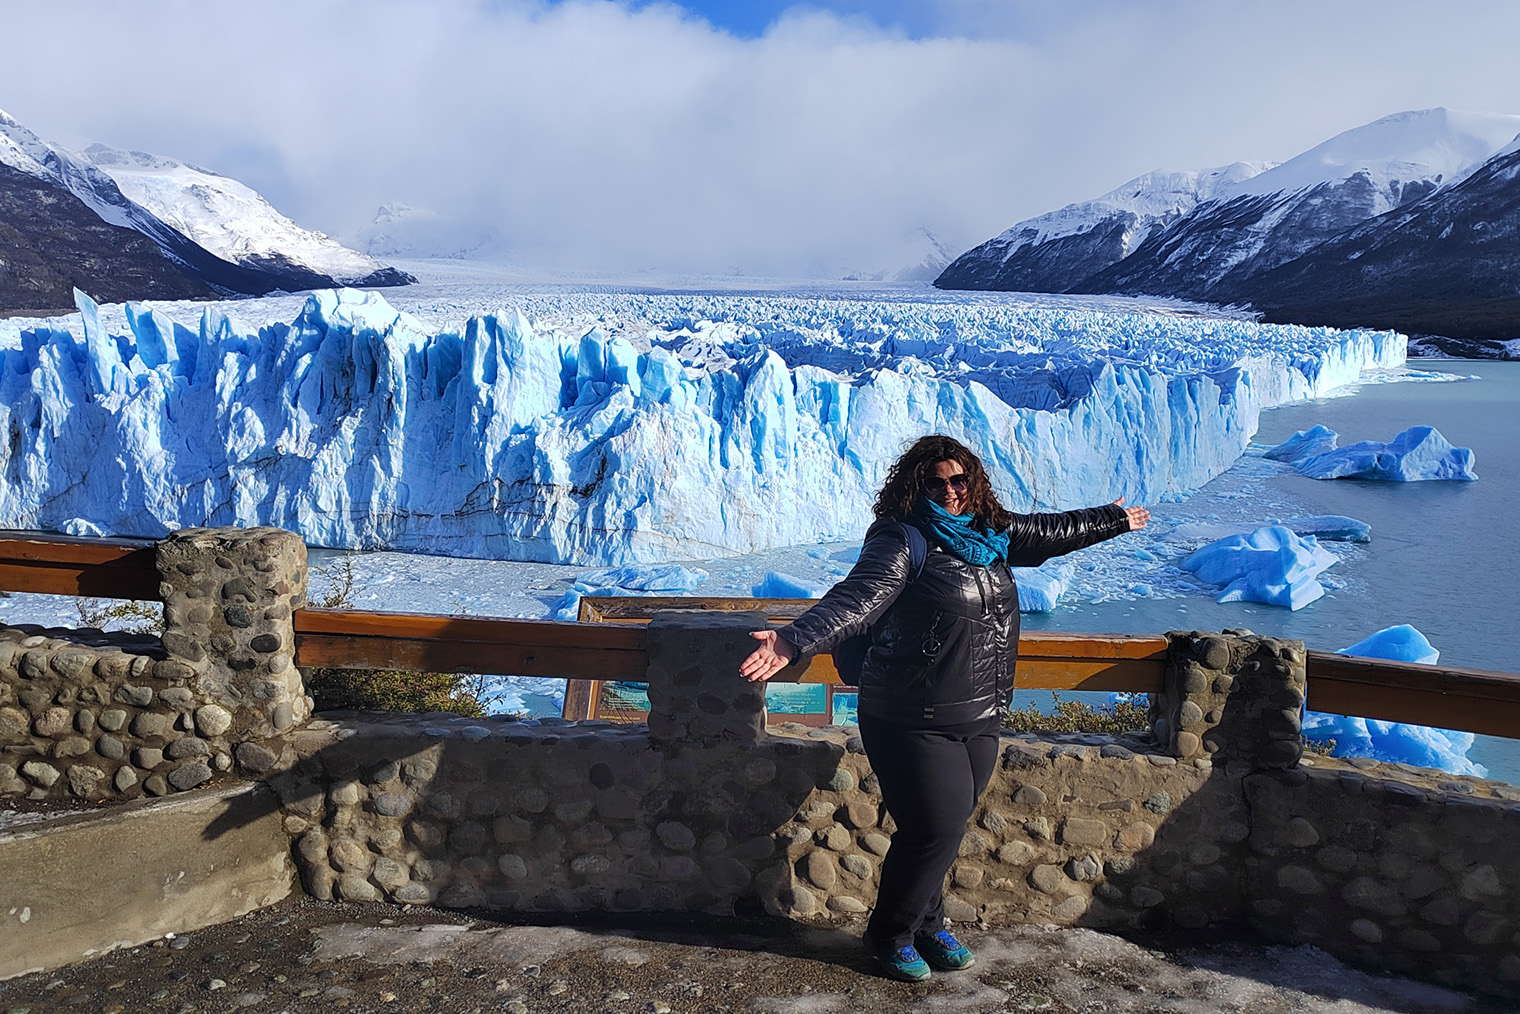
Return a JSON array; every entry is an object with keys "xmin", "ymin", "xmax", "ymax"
[
  {"xmin": 1261, "ymin": 424, "xmax": 1338, "ymax": 462},
  {"xmin": 1337, "ymin": 623, "xmax": 1439, "ymax": 664},
  {"xmin": 1301, "ymin": 713, "xmax": 1486, "ymax": 777},
  {"xmin": 551, "ymin": 564, "xmax": 708, "ymax": 619},
  {"xmin": 573, "ymin": 564, "xmax": 708, "ymax": 593},
  {"xmin": 1309, "ymin": 626, "xmax": 1470, "ymax": 772},
  {"xmin": 1180, "ymin": 525, "xmax": 1338, "ymax": 610},
  {"xmin": 1302, "ymin": 625, "xmax": 1484, "ymax": 777},
  {"xmin": 1169, "ymin": 515, "xmax": 1371, "ymax": 544},
  {"xmin": 1286, "ymin": 515, "xmax": 1372, "ymax": 542},
  {"xmin": 752, "ymin": 572, "xmax": 826, "ymax": 598},
  {"xmin": 1012, "ymin": 562, "xmax": 1073, "ymax": 613},
  {"xmin": 1288, "ymin": 425, "xmax": 1477, "ymax": 481}
]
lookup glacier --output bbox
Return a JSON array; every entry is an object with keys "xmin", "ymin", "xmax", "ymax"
[
  {"xmin": 1264, "ymin": 424, "xmax": 1478, "ymax": 481},
  {"xmin": 0, "ymin": 285, "xmax": 1404, "ymax": 566}
]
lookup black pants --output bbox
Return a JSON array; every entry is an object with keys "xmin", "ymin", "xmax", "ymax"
[{"xmin": 858, "ymin": 712, "xmax": 1000, "ymax": 949}]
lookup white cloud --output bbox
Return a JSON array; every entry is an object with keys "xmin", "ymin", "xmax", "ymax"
[{"xmin": 2, "ymin": 0, "xmax": 1518, "ymax": 275}]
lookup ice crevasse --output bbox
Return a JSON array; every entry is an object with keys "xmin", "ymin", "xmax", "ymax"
[{"xmin": 0, "ymin": 287, "xmax": 1404, "ymax": 565}]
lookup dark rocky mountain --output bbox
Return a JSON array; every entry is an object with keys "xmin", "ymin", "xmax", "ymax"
[
  {"xmin": 0, "ymin": 109, "xmax": 414, "ymax": 311},
  {"xmin": 935, "ymin": 214, "xmax": 1141, "ymax": 293},
  {"xmin": 937, "ymin": 109, "xmax": 1520, "ymax": 341},
  {"xmin": 1240, "ymin": 145, "xmax": 1520, "ymax": 340},
  {"xmin": 1074, "ymin": 171, "xmax": 1442, "ymax": 306},
  {"xmin": 0, "ymin": 162, "xmax": 216, "ymax": 311}
]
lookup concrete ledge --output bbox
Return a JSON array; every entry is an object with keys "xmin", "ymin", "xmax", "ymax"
[{"xmin": 0, "ymin": 782, "xmax": 292, "ymax": 978}]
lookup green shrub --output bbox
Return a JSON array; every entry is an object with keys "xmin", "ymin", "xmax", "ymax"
[
  {"xmin": 1002, "ymin": 692, "xmax": 1151, "ymax": 735},
  {"xmin": 304, "ymin": 556, "xmax": 488, "ymax": 717},
  {"xmin": 75, "ymin": 597, "xmax": 163, "ymax": 635},
  {"xmin": 306, "ymin": 666, "xmax": 486, "ymax": 717}
]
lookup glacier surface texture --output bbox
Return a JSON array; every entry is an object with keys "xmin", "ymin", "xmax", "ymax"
[{"xmin": 0, "ymin": 287, "xmax": 1403, "ymax": 565}]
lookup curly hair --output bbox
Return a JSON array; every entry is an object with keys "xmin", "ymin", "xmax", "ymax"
[{"xmin": 872, "ymin": 434, "xmax": 1014, "ymax": 531}]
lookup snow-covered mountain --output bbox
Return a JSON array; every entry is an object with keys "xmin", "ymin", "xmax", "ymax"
[
  {"xmin": 78, "ymin": 144, "xmax": 412, "ymax": 289},
  {"xmin": 0, "ymin": 109, "xmax": 412, "ymax": 307},
  {"xmin": 0, "ymin": 159, "xmax": 217, "ymax": 310},
  {"xmin": 938, "ymin": 108, "xmax": 1520, "ymax": 338},
  {"xmin": 934, "ymin": 162, "xmax": 1271, "ymax": 292},
  {"xmin": 842, "ymin": 228, "xmax": 959, "ymax": 283},
  {"xmin": 355, "ymin": 202, "xmax": 500, "ymax": 261},
  {"xmin": 1243, "ymin": 141, "xmax": 1520, "ymax": 340}
]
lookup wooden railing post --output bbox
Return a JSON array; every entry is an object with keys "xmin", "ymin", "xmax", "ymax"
[{"xmin": 1156, "ymin": 631, "xmax": 1307, "ymax": 770}]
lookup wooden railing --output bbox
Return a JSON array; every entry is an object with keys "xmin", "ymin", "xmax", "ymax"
[{"xmin": 2, "ymin": 530, "xmax": 1518, "ymax": 738}]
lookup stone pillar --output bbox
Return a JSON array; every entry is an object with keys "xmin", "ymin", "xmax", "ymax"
[
  {"xmin": 643, "ymin": 611, "xmax": 768, "ymax": 751},
  {"xmin": 1154, "ymin": 630, "xmax": 1306, "ymax": 770},
  {"xmin": 156, "ymin": 527, "xmax": 310, "ymax": 768}
]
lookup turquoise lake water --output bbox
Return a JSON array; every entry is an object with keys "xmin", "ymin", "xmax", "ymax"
[{"xmin": 1024, "ymin": 360, "xmax": 1520, "ymax": 781}]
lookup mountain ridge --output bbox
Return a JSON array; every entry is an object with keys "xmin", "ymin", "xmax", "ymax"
[
  {"xmin": 937, "ymin": 108, "xmax": 1520, "ymax": 340},
  {"xmin": 0, "ymin": 109, "xmax": 413, "ymax": 309}
]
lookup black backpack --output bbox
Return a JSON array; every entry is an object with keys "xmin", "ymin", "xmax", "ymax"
[{"xmin": 831, "ymin": 522, "xmax": 929, "ymax": 686}]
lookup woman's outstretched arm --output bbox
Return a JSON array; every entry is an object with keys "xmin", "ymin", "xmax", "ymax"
[
  {"xmin": 1005, "ymin": 497, "xmax": 1146, "ymax": 567},
  {"xmin": 738, "ymin": 521, "xmax": 915, "ymax": 682}
]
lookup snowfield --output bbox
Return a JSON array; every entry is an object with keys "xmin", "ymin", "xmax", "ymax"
[{"xmin": 0, "ymin": 280, "xmax": 1404, "ymax": 566}]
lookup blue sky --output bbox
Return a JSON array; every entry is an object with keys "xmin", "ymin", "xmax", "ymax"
[
  {"xmin": 640, "ymin": 0, "xmax": 939, "ymax": 38},
  {"xmin": 4, "ymin": 0, "xmax": 1519, "ymax": 275}
]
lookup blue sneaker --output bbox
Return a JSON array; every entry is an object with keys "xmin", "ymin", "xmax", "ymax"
[
  {"xmin": 863, "ymin": 933, "xmax": 932, "ymax": 982},
  {"xmin": 914, "ymin": 928, "xmax": 975, "ymax": 971}
]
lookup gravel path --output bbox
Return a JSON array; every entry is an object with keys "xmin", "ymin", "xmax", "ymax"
[{"xmin": 0, "ymin": 897, "xmax": 1504, "ymax": 1014}]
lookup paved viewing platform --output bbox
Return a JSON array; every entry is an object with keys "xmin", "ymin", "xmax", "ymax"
[{"xmin": 0, "ymin": 896, "xmax": 1504, "ymax": 1014}]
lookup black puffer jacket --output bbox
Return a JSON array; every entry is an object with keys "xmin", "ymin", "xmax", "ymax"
[{"xmin": 781, "ymin": 505, "xmax": 1129, "ymax": 727}]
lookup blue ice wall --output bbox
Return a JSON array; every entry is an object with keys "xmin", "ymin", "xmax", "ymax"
[{"xmin": 0, "ymin": 288, "xmax": 1404, "ymax": 565}]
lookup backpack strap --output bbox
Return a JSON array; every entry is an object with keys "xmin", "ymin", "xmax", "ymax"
[{"xmin": 896, "ymin": 521, "xmax": 928, "ymax": 584}]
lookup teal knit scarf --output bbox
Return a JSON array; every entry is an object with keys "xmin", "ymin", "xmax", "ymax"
[{"xmin": 912, "ymin": 496, "xmax": 1010, "ymax": 566}]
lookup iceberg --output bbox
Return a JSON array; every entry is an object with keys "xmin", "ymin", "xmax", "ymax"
[
  {"xmin": 1337, "ymin": 623, "xmax": 1440, "ymax": 664},
  {"xmin": 1264, "ymin": 424, "xmax": 1477, "ymax": 481},
  {"xmin": 1179, "ymin": 525, "xmax": 1338, "ymax": 610},
  {"xmin": 1261, "ymin": 424, "xmax": 1338, "ymax": 462},
  {"xmin": 0, "ymin": 286, "xmax": 1404, "ymax": 565},
  {"xmin": 1303, "ymin": 625, "xmax": 1485, "ymax": 777},
  {"xmin": 1011, "ymin": 562, "xmax": 1074, "ymax": 613},
  {"xmin": 550, "ymin": 564, "xmax": 708, "ymax": 620},
  {"xmin": 752, "ymin": 572, "xmax": 827, "ymax": 598},
  {"xmin": 1169, "ymin": 514, "xmax": 1371, "ymax": 544}
]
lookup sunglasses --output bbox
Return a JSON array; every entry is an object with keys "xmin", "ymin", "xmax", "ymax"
[{"xmin": 923, "ymin": 473, "xmax": 969, "ymax": 494}]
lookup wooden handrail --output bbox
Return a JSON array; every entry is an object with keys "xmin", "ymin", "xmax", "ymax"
[
  {"xmin": 2, "ymin": 532, "xmax": 1517, "ymax": 739},
  {"xmin": 294, "ymin": 607, "xmax": 649, "ymax": 682},
  {"xmin": 0, "ymin": 532, "xmax": 161, "ymax": 599},
  {"xmin": 1306, "ymin": 651, "xmax": 1520, "ymax": 740}
]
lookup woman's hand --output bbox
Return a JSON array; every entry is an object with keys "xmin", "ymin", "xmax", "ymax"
[
  {"xmin": 1114, "ymin": 497, "xmax": 1150, "ymax": 532},
  {"xmin": 740, "ymin": 629, "xmax": 797, "ymax": 682}
]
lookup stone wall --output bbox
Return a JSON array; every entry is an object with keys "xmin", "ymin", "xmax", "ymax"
[
  {"xmin": 4, "ymin": 525, "xmax": 1520, "ymax": 998},
  {"xmin": 262, "ymin": 617, "xmax": 1520, "ymax": 998},
  {"xmin": 0, "ymin": 526, "xmax": 308, "ymax": 800}
]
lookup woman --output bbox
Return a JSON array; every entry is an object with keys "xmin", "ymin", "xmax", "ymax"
[{"xmin": 739, "ymin": 434, "xmax": 1147, "ymax": 982}]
